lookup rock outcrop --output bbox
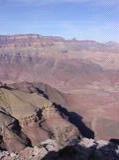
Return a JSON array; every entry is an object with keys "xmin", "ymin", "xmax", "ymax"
[
  {"xmin": 43, "ymin": 138, "xmax": 119, "ymax": 160},
  {"xmin": 0, "ymin": 82, "xmax": 118, "ymax": 159},
  {"xmin": 0, "ymin": 139, "xmax": 59, "ymax": 160},
  {"xmin": 1, "ymin": 138, "xmax": 119, "ymax": 160},
  {"xmin": 0, "ymin": 82, "xmax": 80, "ymax": 152},
  {"xmin": 0, "ymin": 106, "xmax": 31, "ymax": 152}
]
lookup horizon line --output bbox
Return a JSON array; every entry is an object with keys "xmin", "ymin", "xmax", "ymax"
[{"xmin": 0, "ymin": 33, "xmax": 118, "ymax": 44}]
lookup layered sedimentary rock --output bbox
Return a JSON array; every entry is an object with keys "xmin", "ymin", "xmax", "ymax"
[{"xmin": 0, "ymin": 34, "xmax": 119, "ymax": 140}]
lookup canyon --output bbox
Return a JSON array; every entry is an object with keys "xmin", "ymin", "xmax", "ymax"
[{"xmin": 0, "ymin": 34, "xmax": 119, "ymax": 159}]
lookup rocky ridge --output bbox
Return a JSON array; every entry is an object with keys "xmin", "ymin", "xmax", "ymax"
[
  {"xmin": 0, "ymin": 82, "xmax": 118, "ymax": 159},
  {"xmin": 1, "ymin": 138, "xmax": 119, "ymax": 160},
  {"xmin": 0, "ymin": 82, "xmax": 80, "ymax": 153}
]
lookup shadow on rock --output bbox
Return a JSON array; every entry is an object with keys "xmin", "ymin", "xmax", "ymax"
[
  {"xmin": 34, "ymin": 86, "xmax": 95, "ymax": 139},
  {"xmin": 42, "ymin": 141, "xmax": 119, "ymax": 160},
  {"xmin": 54, "ymin": 104, "xmax": 94, "ymax": 139},
  {"xmin": 35, "ymin": 87, "xmax": 49, "ymax": 99}
]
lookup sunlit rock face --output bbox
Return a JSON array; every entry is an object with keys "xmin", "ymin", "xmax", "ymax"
[{"xmin": 0, "ymin": 82, "xmax": 81, "ymax": 153}]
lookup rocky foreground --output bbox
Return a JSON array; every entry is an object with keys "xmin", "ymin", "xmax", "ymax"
[
  {"xmin": 1, "ymin": 138, "xmax": 119, "ymax": 160},
  {"xmin": 0, "ymin": 82, "xmax": 118, "ymax": 159}
]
